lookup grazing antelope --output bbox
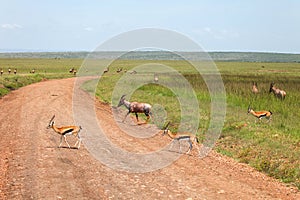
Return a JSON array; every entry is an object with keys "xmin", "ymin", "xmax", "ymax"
[
  {"xmin": 69, "ymin": 67, "xmax": 75, "ymax": 73},
  {"xmin": 103, "ymin": 68, "xmax": 109, "ymax": 73},
  {"xmin": 116, "ymin": 68, "xmax": 123, "ymax": 73},
  {"xmin": 0, "ymin": 69, "xmax": 3, "ymax": 76},
  {"xmin": 73, "ymin": 69, "xmax": 77, "ymax": 76},
  {"xmin": 8, "ymin": 68, "xmax": 11, "ymax": 74},
  {"xmin": 162, "ymin": 122, "xmax": 200, "ymax": 154},
  {"xmin": 13, "ymin": 69, "xmax": 17, "ymax": 75},
  {"xmin": 117, "ymin": 94, "xmax": 152, "ymax": 123},
  {"xmin": 47, "ymin": 115, "xmax": 82, "ymax": 149},
  {"xmin": 30, "ymin": 69, "xmax": 35, "ymax": 74},
  {"xmin": 269, "ymin": 82, "xmax": 286, "ymax": 100},
  {"xmin": 252, "ymin": 82, "xmax": 258, "ymax": 94},
  {"xmin": 247, "ymin": 105, "xmax": 272, "ymax": 122}
]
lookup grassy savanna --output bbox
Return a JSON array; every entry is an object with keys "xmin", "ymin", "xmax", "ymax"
[
  {"xmin": 0, "ymin": 57, "xmax": 299, "ymax": 189},
  {"xmin": 93, "ymin": 59, "xmax": 300, "ymax": 189},
  {"xmin": 0, "ymin": 58, "xmax": 82, "ymax": 96}
]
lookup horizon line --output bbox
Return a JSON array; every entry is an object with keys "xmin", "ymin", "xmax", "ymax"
[{"xmin": 0, "ymin": 49, "xmax": 299, "ymax": 55}]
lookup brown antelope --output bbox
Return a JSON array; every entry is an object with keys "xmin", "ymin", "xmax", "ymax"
[
  {"xmin": 247, "ymin": 105, "xmax": 272, "ymax": 122},
  {"xmin": 69, "ymin": 67, "xmax": 75, "ymax": 73},
  {"xmin": 269, "ymin": 82, "xmax": 286, "ymax": 100},
  {"xmin": 30, "ymin": 69, "xmax": 35, "ymax": 74},
  {"xmin": 13, "ymin": 69, "xmax": 17, "ymax": 75},
  {"xmin": 8, "ymin": 68, "xmax": 11, "ymax": 74},
  {"xmin": 73, "ymin": 69, "xmax": 77, "ymax": 76},
  {"xmin": 252, "ymin": 82, "xmax": 258, "ymax": 94},
  {"xmin": 103, "ymin": 68, "xmax": 109, "ymax": 73},
  {"xmin": 0, "ymin": 69, "xmax": 3, "ymax": 76},
  {"xmin": 47, "ymin": 115, "xmax": 82, "ymax": 149},
  {"xmin": 117, "ymin": 94, "xmax": 152, "ymax": 123},
  {"xmin": 162, "ymin": 122, "xmax": 199, "ymax": 154},
  {"xmin": 116, "ymin": 68, "xmax": 123, "ymax": 73}
]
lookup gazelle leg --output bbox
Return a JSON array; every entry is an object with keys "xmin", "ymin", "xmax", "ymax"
[
  {"xmin": 193, "ymin": 139, "xmax": 200, "ymax": 152},
  {"xmin": 186, "ymin": 140, "xmax": 193, "ymax": 154},
  {"xmin": 169, "ymin": 140, "xmax": 176, "ymax": 151},
  {"xmin": 59, "ymin": 135, "xmax": 63, "ymax": 148},
  {"xmin": 178, "ymin": 141, "xmax": 182, "ymax": 153},
  {"xmin": 64, "ymin": 136, "xmax": 71, "ymax": 148},
  {"xmin": 74, "ymin": 134, "xmax": 81, "ymax": 149}
]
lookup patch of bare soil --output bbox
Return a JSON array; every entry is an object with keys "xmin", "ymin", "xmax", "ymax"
[{"xmin": 0, "ymin": 77, "xmax": 299, "ymax": 199}]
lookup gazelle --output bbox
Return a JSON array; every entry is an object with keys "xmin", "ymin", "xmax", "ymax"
[
  {"xmin": 162, "ymin": 122, "xmax": 200, "ymax": 155},
  {"xmin": 252, "ymin": 82, "xmax": 258, "ymax": 94},
  {"xmin": 269, "ymin": 82, "xmax": 286, "ymax": 100},
  {"xmin": 8, "ymin": 68, "xmax": 11, "ymax": 74},
  {"xmin": 0, "ymin": 69, "xmax": 3, "ymax": 75},
  {"xmin": 13, "ymin": 69, "xmax": 17, "ymax": 75},
  {"xmin": 247, "ymin": 105, "xmax": 272, "ymax": 122},
  {"xmin": 30, "ymin": 69, "xmax": 35, "ymax": 74},
  {"xmin": 47, "ymin": 115, "xmax": 82, "ymax": 149},
  {"xmin": 117, "ymin": 94, "xmax": 152, "ymax": 124}
]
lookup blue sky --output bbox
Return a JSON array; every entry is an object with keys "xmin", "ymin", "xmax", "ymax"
[{"xmin": 0, "ymin": 0, "xmax": 299, "ymax": 53}]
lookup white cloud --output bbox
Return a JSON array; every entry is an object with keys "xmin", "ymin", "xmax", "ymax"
[{"xmin": 1, "ymin": 23, "xmax": 23, "ymax": 29}]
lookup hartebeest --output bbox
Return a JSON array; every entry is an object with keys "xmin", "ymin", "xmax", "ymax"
[
  {"xmin": 116, "ymin": 68, "xmax": 123, "ymax": 73},
  {"xmin": 103, "ymin": 68, "xmax": 109, "ymax": 73},
  {"xmin": 269, "ymin": 82, "xmax": 286, "ymax": 100},
  {"xmin": 117, "ymin": 94, "xmax": 152, "ymax": 123},
  {"xmin": 69, "ymin": 67, "xmax": 77, "ymax": 75},
  {"xmin": 162, "ymin": 122, "xmax": 200, "ymax": 154},
  {"xmin": 47, "ymin": 115, "xmax": 82, "ymax": 149},
  {"xmin": 247, "ymin": 105, "xmax": 272, "ymax": 123},
  {"xmin": 69, "ymin": 67, "xmax": 75, "ymax": 73}
]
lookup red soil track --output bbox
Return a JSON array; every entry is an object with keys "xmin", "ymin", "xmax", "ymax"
[{"xmin": 0, "ymin": 78, "xmax": 299, "ymax": 199}]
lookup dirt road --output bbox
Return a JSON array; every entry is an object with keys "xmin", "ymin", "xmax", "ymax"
[{"xmin": 0, "ymin": 77, "xmax": 299, "ymax": 199}]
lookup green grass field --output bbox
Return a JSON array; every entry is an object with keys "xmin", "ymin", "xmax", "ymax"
[
  {"xmin": 95, "ymin": 59, "xmax": 300, "ymax": 189},
  {"xmin": 1, "ymin": 57, "xmax": 299, "ymax": 189}
]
